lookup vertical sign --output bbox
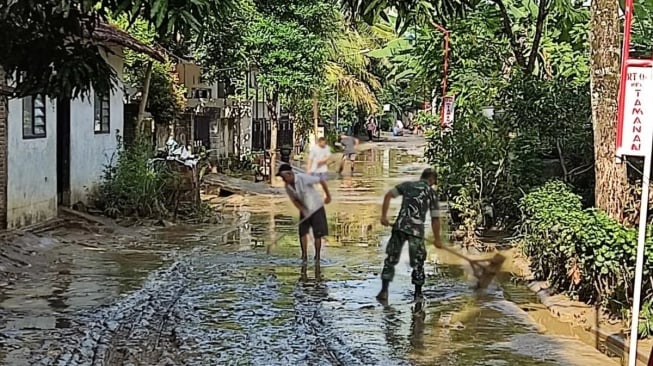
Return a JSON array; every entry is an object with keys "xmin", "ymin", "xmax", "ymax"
[
  {"xmin": 617, "ymin": 1, "xmax": 651, "ymax": 364},
  {"xmin": 442, "ymin": 95, "xmax": 455, "ymax": 130},
  {"xmin": 618, "ymin": 66, "xmax": 653, "ymax": 158}
]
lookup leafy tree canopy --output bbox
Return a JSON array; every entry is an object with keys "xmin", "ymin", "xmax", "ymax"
[
  {"xmin": 241, "ymin": 0, "xmax": 340, "ymax": 100},
  {"xmin": 0, "ymin": 0, "xmax": 233, "ymax": 100}
]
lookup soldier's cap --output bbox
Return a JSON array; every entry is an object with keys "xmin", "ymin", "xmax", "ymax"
[{"xmin": 276, "ymin": 163, "xmax": 293, "ymax": 176}]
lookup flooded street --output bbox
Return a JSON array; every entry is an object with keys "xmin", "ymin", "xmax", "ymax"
[{"xmin": 0, "ymin": 137, "xmax": 617, "ymax": 365}]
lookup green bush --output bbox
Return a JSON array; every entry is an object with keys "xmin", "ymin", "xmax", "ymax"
[
  {"xmin": 93, "ymin": 137, "xmax": 174, "ymax": 218},
  {"xmin": 425, "ymin": 76, "xmax": 593, "ymax": 232},
  {"xmin": 518, "ymin": 181, "xmax": 653, "ymax": 338}
]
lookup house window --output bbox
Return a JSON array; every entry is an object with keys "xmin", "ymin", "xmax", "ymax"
[
  {"xmin": 94, "ymin": 93, "xmax": 110, "ymax": 134},
  {"xmin": 22, "ymin": 95, "xmax": 46, "ymax": 139}
]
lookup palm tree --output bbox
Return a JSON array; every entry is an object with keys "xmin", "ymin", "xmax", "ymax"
[{"xmin": 324, "ymin": 21, "xmax": 382, "ymax": 114}]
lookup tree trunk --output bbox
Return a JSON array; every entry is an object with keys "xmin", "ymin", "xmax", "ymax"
[
  {"xmin": 136, "ymin": 61, "xmax": 154, "ymax": 136},
  {"xmin": 267, "ymin": 94, "xmax": 279, "ymax": 182},
  {"xmin": 590, "ymin": 0, "xmax": 633, "ymax": 224},
  {"xmin": 0, "ymin": 67, "xmax": 8, "ymax": 229}
]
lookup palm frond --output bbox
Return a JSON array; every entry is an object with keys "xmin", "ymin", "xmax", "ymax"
[{"xmin": 325, "ymin": 62, "xmax": 379, "ymax": 113}]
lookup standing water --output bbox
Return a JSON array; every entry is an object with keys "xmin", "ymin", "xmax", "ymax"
[{"xmin": 0, "ymin": 137, "xmax": 617, "ymax": 365}]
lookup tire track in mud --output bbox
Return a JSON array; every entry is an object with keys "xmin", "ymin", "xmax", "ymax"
[
  {"xmin": 30, "ymin": 260, "xmax": 192, "ymax": 366},
  {"xmin": 166, "ymin": 255, "xmax": 384, "ymax": 366},
  {"xmin": 26, "ymin": 250, "xmax": 385, "ymax": 366}
]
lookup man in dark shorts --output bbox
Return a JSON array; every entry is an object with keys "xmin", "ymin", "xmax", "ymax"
[
  {"xmin": 377, "ymin": 168, "xmax": 442, "ymax": 302},
  {"xmin": 277, "ymin": 164, "xmax": 332, "ymax": 262}
]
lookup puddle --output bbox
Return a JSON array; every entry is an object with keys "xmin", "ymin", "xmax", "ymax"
[{"xmin": 0, "ymin": 143, "xmax": 618, "ymax": 365}]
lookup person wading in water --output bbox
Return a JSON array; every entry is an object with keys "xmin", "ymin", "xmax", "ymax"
[
  {"xmin": 377, "ymin": 168, "xmax": 442, "ymax": 302},
  {"xmin": 277, "ymin": 164, "xmax": 332, "ymax": 262},
  {"xmin": 337, "ymin": 132, "xmax": 359, "ymax": 187},
  {"xmin": 365, "ymin": 116, "xmax": 377, "ymax": 141},
  {"xmin": 306, "ymin": 136, "xmax": 331, "ymax": 181}
]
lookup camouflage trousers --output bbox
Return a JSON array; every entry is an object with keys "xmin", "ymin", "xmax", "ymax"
[{"xmin": 381, "ymin": 230, "xmax": 427, "ymax": 286}]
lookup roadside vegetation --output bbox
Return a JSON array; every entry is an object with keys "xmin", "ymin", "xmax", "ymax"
[
  {"xmin": 3, "ymin": 0, "xmax": 653, "ymax": 341},
  {"xmin": 351, "ymin": 0, "xmax": 653, "ymax": 339}
]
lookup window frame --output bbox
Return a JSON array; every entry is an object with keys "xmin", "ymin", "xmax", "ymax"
[
  {"xmin": 22, "ymin": 94, "xmax": 47, "ymax": 140},
  {"xmin": 94, "ymin": 92, "xmax": 110, "ymax": 134}
]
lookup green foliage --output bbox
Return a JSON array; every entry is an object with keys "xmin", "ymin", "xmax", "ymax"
[
  {"xmin": 94, "ymin": 137, "xmax": 215, "ymax": 221},
  {"xmin": 94, "ymin": 137, "xmax": 173, "ymax": 218},
  {"xmin": 518, "ymin": 181, "xmax": 653, "ymax": 338},
  {"xmin": 418, "ymin": 1, "xmax": 594, "ymax": 229},
  {"xmin": 413, "ymin": 111, "xmax": 439, "ymax": 127},
  {"xmin": 145, "ymin": 64, "xmax": 187, "ymax": 125},
  {"xmin": 341, "ymin": 0, "xmax": 469, "ymax": 33},
  {"xmin": 194, "ymin": 0, "xmax": 255, "ymax": 82},
  {"xmin": 0, "ymin": 0, "xmax": 232, "ymax": 100},
  {"xmin": 112, "ymin": 16, "xmax": 186, "ymax": 126},
  {"xmin": 244, "ymin": 15, "xmax": 328, "ymax": 99},
  {"xmin": 426, "ymin": 94, "xmax": 547, "ymax": 229}
]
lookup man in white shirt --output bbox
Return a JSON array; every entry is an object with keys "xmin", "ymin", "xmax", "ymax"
[
  {"xmin": 306, "ymin": 137, "xmax": 331, "ymax": 181},
  {"xmin": 277, "ymin": 163, "xmax": 332, "ymax": 262},
  {"xmin": 393, "ymin": 120, "xmax": 404, "ymax": 136}
]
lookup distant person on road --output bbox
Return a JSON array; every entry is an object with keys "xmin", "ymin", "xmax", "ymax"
[
  {"xmin": 277, "ymin": 163, "xmax": 332, "ymax": 262},
  {"xmin": 366, "ymin": 116, "xmax": 377, "ymax": 141},
  {"xmin": 377, "ymin": 168, "xmax": 442, "ymax": 303},
  {"xmin": 306, "ymin": 137, "xmax": 331, "ymax": 181},
  {"xmin": 337, "ymin": 133, "xmax": 359, "ymax": 186},
  {"xmin": 393, "ymin": 120, "xmax": 404, "ymax": 136}
]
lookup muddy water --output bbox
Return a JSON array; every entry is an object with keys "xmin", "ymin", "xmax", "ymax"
[{"xmin": 0, "ymin": 141, "xmax": 617, "ymax": 365}]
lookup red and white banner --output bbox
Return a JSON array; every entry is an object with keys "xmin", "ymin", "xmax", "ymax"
[
  {"xmin": 442, "ymin": 95, "xmax": 455, "ymax": 128},
  {"xmin": 617, "ymin": 65, "xmax": 653, "ymax": 157}
]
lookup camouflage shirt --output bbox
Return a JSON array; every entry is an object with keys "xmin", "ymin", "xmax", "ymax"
[{"xmin": 390, "ymin": 180, "xmax": 440, "ymax": 238}]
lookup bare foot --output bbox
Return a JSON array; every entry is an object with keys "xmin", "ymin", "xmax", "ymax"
[{"xmin": 376, "ymin": 290, "xmax": 388, "ymax": 302}]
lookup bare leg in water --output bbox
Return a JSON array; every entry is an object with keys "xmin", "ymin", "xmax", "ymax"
[
  {"xmin": 300, "ymin": 233, "xmax": 322, "ymax": 262},
  {"xmin": 300, "ymin": 233, "xmax": 308, "ymax": 262},
  {"xmin": 314, "ymin": 237, "xmax": 322, "ymax": 262}
]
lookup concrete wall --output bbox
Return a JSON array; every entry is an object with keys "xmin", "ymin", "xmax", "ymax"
[
  {"xmin": 210, "ymin": 117, "xmax": 234, "ymax": 157},
  {"xmin": 6, "ymin": 96, "xmax": 58, "ymax": 228},
  {"xmin": 239, "ymin": 115, "xmax": 253, "ymax": 154},
  {"xmin": 6, "ymin": 45, "xmax": 125, "ymax": 228},
  {"xmin": 69, "ymin": 47, "xmax": 124, "ymax": 203}
]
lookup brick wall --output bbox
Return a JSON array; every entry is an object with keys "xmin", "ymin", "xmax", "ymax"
[{"xmin": 0, "ymin": 67, "xmax": 8, "ymax": 229}]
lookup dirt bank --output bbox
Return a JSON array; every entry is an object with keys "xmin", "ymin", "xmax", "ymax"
[{"xmin": 508, "ymin": 248, "xmax": 652, "ymax": 365}]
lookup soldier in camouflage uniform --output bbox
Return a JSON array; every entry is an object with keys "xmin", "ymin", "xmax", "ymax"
[{"xmin": 377, "ymin": 168, "xmax": 442, "ymax": 302}]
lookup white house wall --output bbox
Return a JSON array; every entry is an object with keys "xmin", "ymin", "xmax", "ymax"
[
  {"xmin": 69, "ymin": 47, "xmax": 124, "ymax": 204},
  {"xmin": 7, "ymin": 45, "xmax": 126, "ymax": 228},
  {"xmin": 6, "ymin": 97, "xmax": 58, "ymax": 228}
]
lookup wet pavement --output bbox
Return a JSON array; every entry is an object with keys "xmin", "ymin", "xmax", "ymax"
[{"xmin": 0, "ymin": 135, "xmax": 618, "ymax": 365}]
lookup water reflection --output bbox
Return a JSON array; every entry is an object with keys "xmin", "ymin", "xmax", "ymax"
[
  {"xmin": 382, "ymin": 304, "xmax": 406, "ymax": 356},
  {"xmin": 0, "ymin": 144, "xmax": 619, "ymax": 366},
  {"xmin": 410, "ymin": 309, "xmax": 426, "ymax": 349},
  {"xmin": 299, "ymin": 262, "xmax": 322, "ymax": 283}
]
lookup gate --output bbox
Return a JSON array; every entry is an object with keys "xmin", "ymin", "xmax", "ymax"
[
  {"xmin": 278, "ymin": 114, "xmax": 293, "ymax": 147},
  {"xmin": 251, "ymin": 118, "xmax": 269, "ymax": 151},
  {"xmin": 252, "ymin": 117, "xmax": 294, "ymax": 151},
  {"xmin": 193, "ymin": 114, "xmax": 212, "ymax": 148}
]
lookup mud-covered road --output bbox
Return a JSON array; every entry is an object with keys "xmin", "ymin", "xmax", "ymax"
[{"xmin": 0, "ymin": 136, "xmax": 618, "ymax": 365}]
